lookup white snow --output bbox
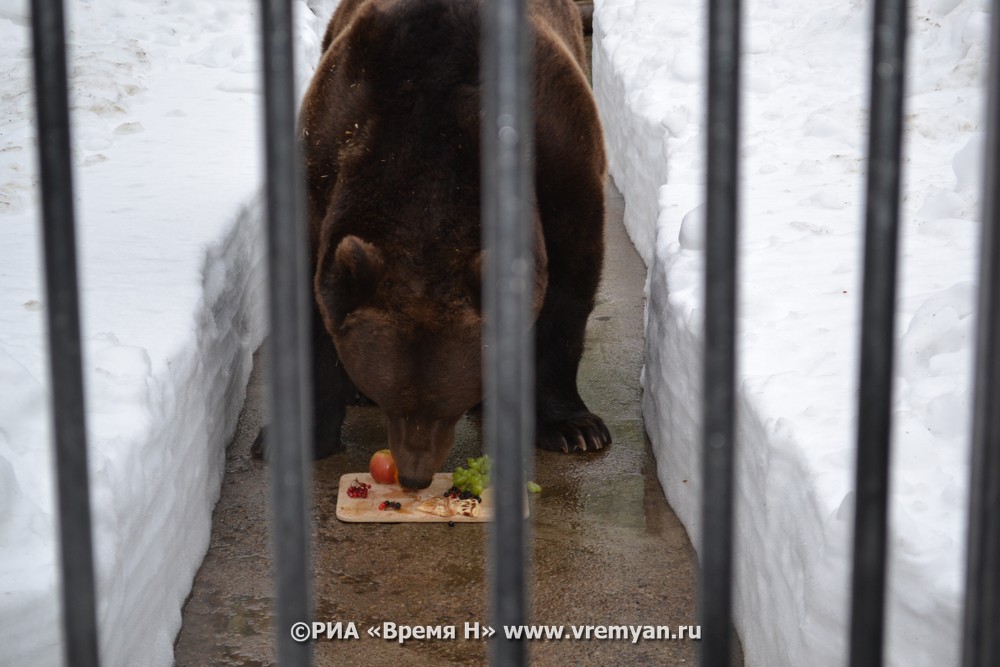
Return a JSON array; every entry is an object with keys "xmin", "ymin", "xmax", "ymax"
[
  {"xmin": 0, "ymin": 0, "xmax": 987, "ymax": 664},
  {"xmin": 594, "ymin": 0, "xmax": 986, "ymax": 665},
  {"xmin": 0, "ymin": 1, "xmax": 334, "ymax": 664}
]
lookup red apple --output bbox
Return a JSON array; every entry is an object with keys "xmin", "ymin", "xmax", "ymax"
[{"xmin": 369, "ymin": 448, "xmax": 398, "ymax": 485}]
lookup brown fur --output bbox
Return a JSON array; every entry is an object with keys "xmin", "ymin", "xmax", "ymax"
[{"xmin": 294, "ymin": 0, "xmax": 609, "ymax": 488}]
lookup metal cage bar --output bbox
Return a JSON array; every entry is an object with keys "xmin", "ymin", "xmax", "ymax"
[
  {"xmin": 848, "ymin": 0, "xmax": 908, "ymax": 665},
  {"xmin": 29, "ymin": 0, "xmax": 1000, "ymax": 665},
  {"xmin": 29, "ymin": 1, "xmax": 101, "ymax": 665},
  {"xmin": 481, "ymin": 0, "xmax": 534, "ymax": 664},
  {"xmin": 961, "ymin": 1, "xmax": 1000, "ymax": 665},
  {"xmin": 259, "ymin": 1, "xmax": 314, "ymax": 665},
  {"xmin": 701, "ymin": 0, "xmax": 741, "ymax": 664}
]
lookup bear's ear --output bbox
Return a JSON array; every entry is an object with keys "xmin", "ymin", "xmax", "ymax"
[{"xmin": 323, "ymin": 235, "xmax": 384, "ymax": 326}]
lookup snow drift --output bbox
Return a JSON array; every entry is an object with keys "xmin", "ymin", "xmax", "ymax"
[
  {"xmin": 0, "ymin": 1, "xmax": 333, "ymax": 664},
  {"xmin": 593, "ymin": 0, "xmax": 986, "ymax": 665}
]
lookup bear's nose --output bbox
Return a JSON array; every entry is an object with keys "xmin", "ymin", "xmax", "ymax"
[{"xmin": 398, "ymin": 475, "xmax": 433, "ymax": 490}]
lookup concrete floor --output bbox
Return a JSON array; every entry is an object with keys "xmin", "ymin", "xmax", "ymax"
[{"xmin": 173, "ymin": 180, "xmax": 745, "ymax": 666}]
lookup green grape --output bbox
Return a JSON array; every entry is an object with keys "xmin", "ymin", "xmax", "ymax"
[{"xmin": 452, "ymin": 455, "xmax": 492, "ymax": 494}]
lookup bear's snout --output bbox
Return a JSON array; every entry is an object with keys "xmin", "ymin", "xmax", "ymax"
[
  {"xmin": 398, "ymin": 474, "xmax": 433, "ymax": 491},
  {"xmin": 386, "ymin": 415, "xmax": 460, "ymax": 490}
]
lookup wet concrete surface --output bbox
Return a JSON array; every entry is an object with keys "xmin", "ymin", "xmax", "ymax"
[{"xmin": 174, "ymin": 179, "xmax": 745, "ymax": 666}]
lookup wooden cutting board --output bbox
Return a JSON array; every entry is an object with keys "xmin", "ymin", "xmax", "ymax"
[{"xmin": 335, "ymin": 472, "xmax": 528, "ymax": 523}]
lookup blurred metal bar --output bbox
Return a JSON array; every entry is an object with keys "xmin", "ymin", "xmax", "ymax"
[
  {"xmin": 961, "ymin": 1, "xmax": 1000, "ymax": 665},
  {"xmin": 848, "ymin": 0, "xmax": 908, "ymax": 665},
  {"xmin": 30, "ymin": 1, "xmax": 101, "ymax": 665},
  {"xmin": 481, "ymin": 0, "xmax": 533, "ymax": 664},
  {"xmin": 701, "ymin": 0, "xmax": 741, "ymax": 665},
  {"xmin": 259, "ymin": 1, "xmax": 313, "ymax": 665}
]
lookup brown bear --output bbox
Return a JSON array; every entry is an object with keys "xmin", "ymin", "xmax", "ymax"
[{"xmin": 291, "ymin": 0, "xmax": 609, "ymax": 489}]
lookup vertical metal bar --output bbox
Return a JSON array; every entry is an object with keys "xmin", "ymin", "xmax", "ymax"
[
  {"xmin": 848, "ymin": 0, "xmax": 908, "ymax": 665},
  {"xmin": 29, "ymin": 1, "xmax": 101, "ymax": 665},
  {"xmin": 259, "ymin": 1, "xmax": 313, "ymax": 665},
  {"xmin": 961, "ymin": 1, "xmax": 1000, "ymax": 665},
  {"xmin": 481, "ymin": 0, "xmax": 533, "ymax": 664},
  {"xmin": 701, "ymin": 0, "xmax": 741, "ymax": 664}
]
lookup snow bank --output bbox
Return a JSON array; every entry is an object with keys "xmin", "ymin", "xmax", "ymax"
[
  {"xmin": 593, "ymin": 0, "xmax": 986, "ymax": 665},
  {"xmin": 0, "ymin": 1, "xmax": 334, "ymax": 664}
]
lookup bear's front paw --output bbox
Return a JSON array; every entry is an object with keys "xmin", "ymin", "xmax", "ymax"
[{"xmin": 537, "ymin": 412, "xmax": 612, "ymax": 453}]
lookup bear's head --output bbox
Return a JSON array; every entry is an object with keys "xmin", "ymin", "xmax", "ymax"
[{"xmin": 317, "ymin": 233, "xmax": 547, "ymax": 489}]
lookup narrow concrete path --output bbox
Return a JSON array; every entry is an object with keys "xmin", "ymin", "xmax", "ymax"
[{"xmin": 174, "ymin": 181, "xmax": 744, "ymax": 666}]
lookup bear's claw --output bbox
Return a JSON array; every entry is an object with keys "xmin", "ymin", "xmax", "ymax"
[{"xmin": 537, "ymin": 411, "xmax": 612, "ymax": 453}]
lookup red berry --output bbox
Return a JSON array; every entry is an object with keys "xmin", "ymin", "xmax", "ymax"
[{"xmin": 348, "ymin": 478, "xmax": 370, "ymax": 499}]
